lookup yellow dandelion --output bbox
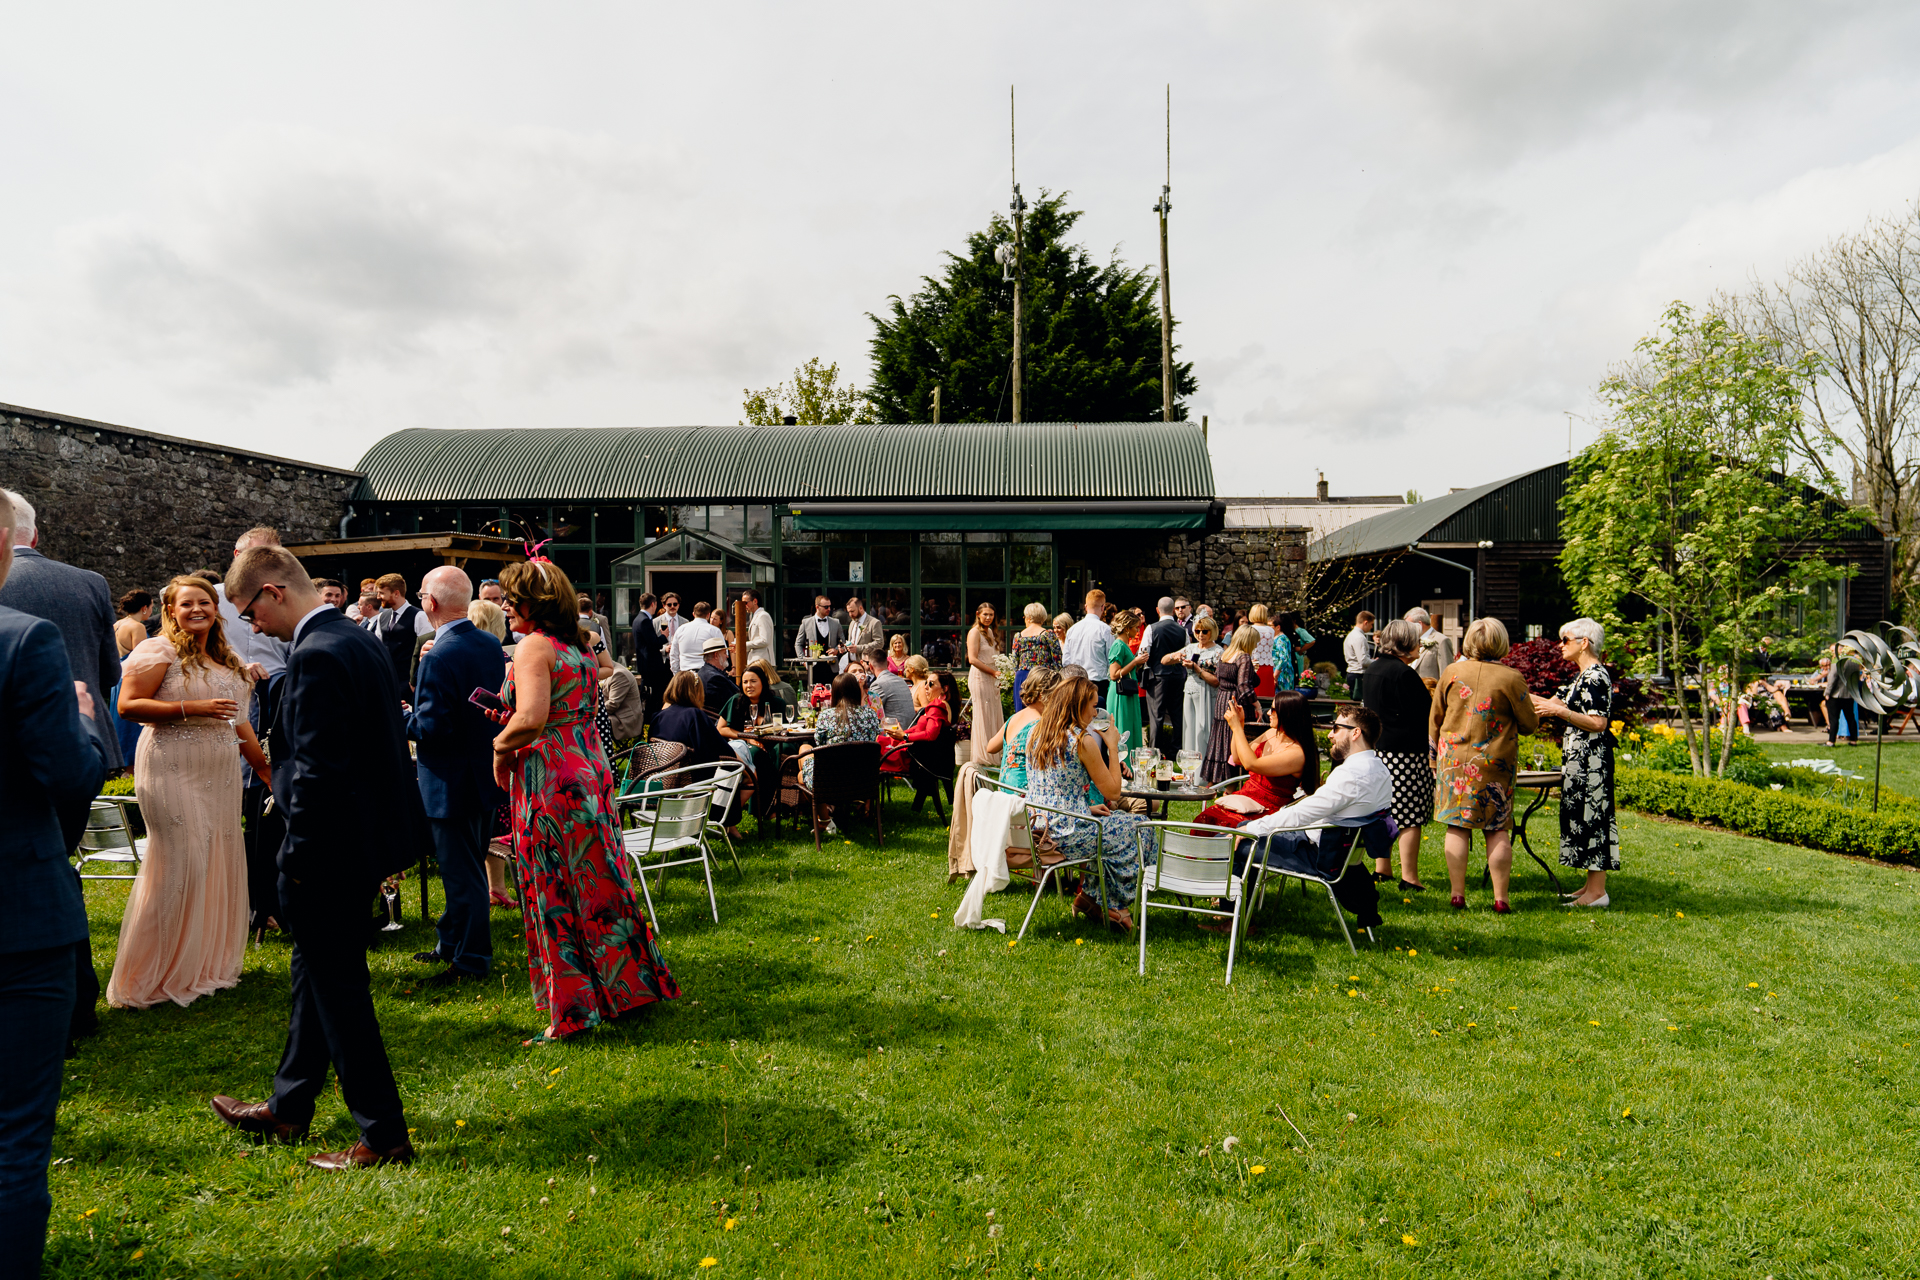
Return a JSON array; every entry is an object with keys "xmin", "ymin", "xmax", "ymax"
[
  {"xmin": 1348, "ymin": 989, "xmax": 1358, "ymax": 997},
  {"xmin": 1667, "ymin": 1025, "xmax": 1678, "ymax": 1031},
  {"xmin": 1007, "ymin": 939, "xmax": 1018, "ymax": 948},
  {"xmin": 1402, "ymin": 1233, "xmax": 1419, "ymax": 1246},
  {"xmin": 132, "ymin": 1251, "xmax": 144, "ymax": 1261},
  {"xmin": 1249, "ymin": 1164, "xmax": 1266, "ymax": 1174},
  {"xmin": 1675, "ymin": 911, "xmax": 1684, "ymax": 919},
  {"xmin": 549, "ymin": 1067, "xmax": 563, "ymax": 1076},
  {"xmin": 844, "ymin": 840, "xmax": 853, "ymax": 845},
  {"xmin": 724, "ymin": 1218, "xmax": 737, "ymax": 1231},
  {"xmin": 930, "ymin": 912, "xmax": 939, "ymax": 918},
  {"xmin": 1588, "ymin": 1020, "xmax": 1600, "ymax": 1026},
  {"xmin": 1408, "ymin": 949, "xmax": 1418, "ymax": 957},
  {"xmin": 455, "ymin": 1120, "xmax": 467, "ymax": 1128},
  {"xmin": 865, "ymin": 935, "xmax": 875, "ymax": 941},
  {"xmin": 1431, "ymin": 1030, "xmax": 1440, "ymax": 1036},
  {"xmin": 699, "ymin": 1259, "xmax": 718, "ymax": 1269},
  {"xmin": 1466, "ymin": 1022, "xmax": 1477, "ymax": 1028},
  {"xmin": 810, "ymin": 936, "xmax": 820, "ymax": 942},
  {"xmin": 1747, "ymin": 982, "xmax": 1759, "ymax": 988},
  {"xmin": 1622, "ymin": 1107, "xmax": 1631, "ymax": 1118},
  {"xmin": 1507, "ymin": 1006, "xmax": 1517, "ymax": 1011},
  {"xmin": 1074, "ymin": 938, "xmax": 1084, "ymax": 946}
]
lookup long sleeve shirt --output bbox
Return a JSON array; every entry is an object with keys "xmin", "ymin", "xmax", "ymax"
[
  {"xmin": 1239, "ymin": 750, "xmax": 1392, "ymax": 837},
  {"xmin": 1343, "ymin": 627, "xmax": 1373, "ymax": 675}
]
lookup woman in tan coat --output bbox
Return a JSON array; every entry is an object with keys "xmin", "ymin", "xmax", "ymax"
[{"xmin": 1429, "ymin": 617, "xmax": 1538, "ymax": 914}]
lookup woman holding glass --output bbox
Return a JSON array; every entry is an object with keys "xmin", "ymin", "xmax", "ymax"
[
  {"xmin": 1105, "ymin": 608, "xmax": 1150, "ymax": 754},
  {"xmin": 1025, "ymin": 674, "xmax": 1152, "ymax": 930},
  {"xmin": 1530, "ymin": 618, "xmax": 1619, "ymax": 909},
  {"xmin": 1173, "ymin": 613, "xmax": 1224, "ymax": 759},
  {"xmin": 1202, "ymin": 625, "xmax": 1262, "ymax": 784},
  {"xmin": 108, "ymin": 576, "xmax": 266, "ymax": 1009}
]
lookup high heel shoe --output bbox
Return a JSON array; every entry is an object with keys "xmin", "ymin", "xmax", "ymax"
[
  {"xmin": 1399, "ymin": 880, "xmax": 1428, "ymax": 893},
  {"xmin": 1450, "ymin": 895, "xmax": 1466, "ymax": 911},
  {"xmin": 1492, "ymin": 899, "xmax": 1512, "ymax": 914}
]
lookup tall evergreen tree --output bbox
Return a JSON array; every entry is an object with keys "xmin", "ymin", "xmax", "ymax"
[{"xmin": 867, "ymin": 192, "xmax": 1197, "ymax": 422}]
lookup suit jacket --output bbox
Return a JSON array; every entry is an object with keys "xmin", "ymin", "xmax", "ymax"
[
  {"xmin": 1144, "ymin": 616, "xmax": 1188, "ymax": 689},
  {"xmin": 274, "ymin": 610, "xmax": 429, "ymax": 886},
  {"xmin": 406, "ymin": 620, "xmax": 508, "ymax": 820},
  {"xmin": 0, "ymin": 605, "xmax": 106, "ymax": 953},
  {"xmin": 794, "ymin": 614, "xmax": 845, "ymax": 661},
  {"xmin": 0, "ymin": 547, "xmax": 124, "ymax": 769},
  {"xmin": 845, "ymin": 612, "xmax": 883, "ymax": 658}
]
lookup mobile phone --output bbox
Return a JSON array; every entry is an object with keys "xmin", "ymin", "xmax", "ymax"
[{"xmin": 469, "ymin": 687, "xmax": 506, "ymax": 713}]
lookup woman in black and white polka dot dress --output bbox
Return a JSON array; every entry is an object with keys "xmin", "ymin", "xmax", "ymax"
[{"xmin": 1362, "ymin": 619, "xmax": 1436, "ymax": 890}]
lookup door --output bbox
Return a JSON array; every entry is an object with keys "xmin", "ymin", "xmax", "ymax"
[{"xmin": 649, "ymin": 567, "xmax": 724, "ymax": 614}]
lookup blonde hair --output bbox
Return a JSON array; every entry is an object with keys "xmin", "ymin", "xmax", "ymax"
[
  {"xmin": 1023, "ymin": 601, "xmax": 1049, "ymax": 625},
  {"xmin": 467, "ymin": 599, "xmax": 507, "ymax": 641},
  {"xmin": 1193, "ymin": 614, "xmax": 1219, "ymax": 640},
  {"xmin": 1248, "ymin": 603, "xmax": 1271, "ymax": 626},
  {"xmin": 902, "ymin": 654, "xmax": 930, "ymax": 680},
  {"xmin": 1051, "ymin": 612, "xmax": 1072, "ymax": 632},
  {"xmin": 665, "ymin": 671, "xmax": 704, "ymax": 708},
  {"xmin": 159, "ymin": 575, "xmax": 250, "ymax": 680},
  {"xmin": 1019, "ymin": 666, "xmax": 1061, "ymax": 708},
  {"xmin": 888, "ymin": 633, "xmax": 908, "ymax": 654},
  {"xmin": 971, "ymin": 600, "xmax": 998, "ymax": 634},
  {"xmin": 1110, "ymin": 607, "xmax": 1145, "ymax": 642},
  {"xmin": 1225, "ymin": 624, "xmax": 1262, "ymax": 660},
  {"xmin": 1027, "ymin": 674, "xmax": 1098, "ymax": 773},
  {"xmin": 1461, "ymin": 616, "xmax": 1510, "ymax": 661}
]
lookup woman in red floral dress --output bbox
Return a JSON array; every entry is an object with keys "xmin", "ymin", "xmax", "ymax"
[{"xmin": 491, "ymin": 559, "xmax": 678, "ymax": 1044}]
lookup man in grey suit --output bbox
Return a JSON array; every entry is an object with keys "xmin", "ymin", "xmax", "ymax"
[
  {"xmin": 0, "ymin": 489, "xmax": 124, "ymax": 772},
  {"xmin": 794, "ymin": 593, "xmax": 845, "ymax": 689},
  {"xmin": 1406, "ymin": 607, "xmax": 1456, "ymax": 681}
]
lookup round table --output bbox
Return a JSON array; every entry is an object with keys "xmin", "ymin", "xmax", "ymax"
[
  {"xmin": 1509, "ymin": 769, "xmax": 1566, "ymax": 893},
  {"xmin": 1121, "ymin": 775, "xmax": 1235, "ymax": 820}
]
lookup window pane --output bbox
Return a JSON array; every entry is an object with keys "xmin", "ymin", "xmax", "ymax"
[
  {"xmin": 827, "ymin": 546, "xmax": 864, "ymax": 582},
  {"xmin": 508, "ymin": 507, "xmax": 551, "ymax": 541},
  {"xmin": 922, "ymin": 544, "xmax": 961, "ymax": 583},
  {"xmin": 783, "ymin": 544, "xmax": 820, "ymax": 581},
  {"xmin": 966, "ymin": 545, "xmax": 1005, "ymax": 582},
  {"xmin": 415, "ymin": 506, "xmax": 457, "ymax": 533},
  {"xmin": 870, "ymin": 544, "xmax": 909, "ymax": 582},
  {"xmin": 923, "ymin": 530, "xmax": 961, "ymax": 543},
  {"xmin": 965, "ymin": 530, "xmax": 1007, "ymax": 543},
  {"xmin": 593, "ymin": 505, "xmax": 635, "ymax": 544},
  {"xmin": 779, "ymin": 516, "xmax": 820, "ymax": 542},
  {"xmin": 825, "ymin": 529, "xmax": 864, "ymax": 544},
  {"xmin": 548, "ymin": 547, "xmax": 590, "ymax": 588},
  {"xmin": 745, "ymin": 506, "xmax": 772, "ymax": 543},
  {"xmin": 871, "ymin": 587, "xmax": 911, "ymax": 629},
  {"xmin": 708, "ymin": 504, "xmax": 746, "ymax": 543},
  {"xmin": 465, "ymin": 507, "xmax": 507, "ymax": 537},
  {"xmin": 1011, "ymin": 531, "xmax": 1052, "ymax": 543},
  {"xmin": 1012, "ymin": 543, "xmax": 1053, "ymax": 583},
  {"xmin": 551, "ymin": 506, "xmax": 592, "ymax": 543}
]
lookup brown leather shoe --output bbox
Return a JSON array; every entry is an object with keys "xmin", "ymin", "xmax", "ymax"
[
  {"xmin": 210, "ymin": 1095, "xmax": 307, "ymax": 1144},
  {"xmin": 306, "ymin": 1139, "xmax": 416, "ymax": 1171}
]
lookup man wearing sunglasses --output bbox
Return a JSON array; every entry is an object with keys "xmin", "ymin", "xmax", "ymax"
[
  {"xmin": 1233, "ymin": 706, "xmax": 1393, "ymax": 930},
  {"xmin": 211, "ymin": 546, "xmax": 425, "ymax": 1172}
]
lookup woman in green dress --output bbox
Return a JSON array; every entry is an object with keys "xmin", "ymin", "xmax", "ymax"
[{"xmin": 1105, "ymin": 607, "xmax": 1150, "ymax": 754}]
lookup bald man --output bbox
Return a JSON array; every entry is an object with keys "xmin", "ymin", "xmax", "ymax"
[{"xmin": 405, "ymin": 567, "xmax": 506, "ymax": 983}]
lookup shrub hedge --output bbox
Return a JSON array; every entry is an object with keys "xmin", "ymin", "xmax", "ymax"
[{"xmin": 1616, "ymin": 766, "xmax": 1920, "ymax": 867}]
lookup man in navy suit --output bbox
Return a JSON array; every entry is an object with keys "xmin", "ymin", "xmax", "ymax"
[
  {"xmin": 210, "ymin": 547, "xmax": 425, "ymax": 1171},
  {"xmin": 406, "ymin": 566, "xmax": 506, "ymax": 985},
  {"xmin": 1142, "ymin": 596, "xmax": 1188, "ymax": 754},
  {"xmin": 0, "ymin": 489, "xmax": 123, "ymax": 771},
  {"xmin": 0, "ymin": 491, "xmax": 108, "ymax": 1273}
]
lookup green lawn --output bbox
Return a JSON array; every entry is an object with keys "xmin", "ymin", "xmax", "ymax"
[
  {"xmin": 1760, "ymin": 737, "xmax": 1920, "ymax": 799},
  {"xmin": 46, "ymin": 796, "xmax": 1920, "ymax": 1279}
]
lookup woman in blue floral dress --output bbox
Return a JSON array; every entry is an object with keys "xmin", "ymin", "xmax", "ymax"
[{"xmin": 1025, "ymin": 674, "xmax": 1152, "ymax": 930}]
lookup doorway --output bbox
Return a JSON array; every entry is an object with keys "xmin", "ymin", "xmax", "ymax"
[{"xmin": 649, "ymin": 567, "xmax": 723, "ymax": 614}]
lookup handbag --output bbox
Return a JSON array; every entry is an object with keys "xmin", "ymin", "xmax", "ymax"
[{"xmin": 1115, "ymin": 675, "xmax": 1140, "ymax": 696}]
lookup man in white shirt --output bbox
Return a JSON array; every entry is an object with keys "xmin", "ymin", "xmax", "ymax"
[
  {"xmin": 1236, "ymin": 705, "xmax": 1391, "ymax": 928},
  {"xmin": 669, "ymin": 601, "xmax": 724, "ymax": 674},
  {"xmin": 740, "ymin": 589, "xmax": 777, "ymax": 671},
  {"xmin": 1062, "ymin": 589, "xmax": 1115, "ymax": 704},
  {"xmin": 1342, "ymin": 611, "xmax": 1376, "ymax": 701}
]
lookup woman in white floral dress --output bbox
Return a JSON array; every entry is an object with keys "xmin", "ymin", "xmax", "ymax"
[{"xmin": 1530, "ymin": 618, "xmax": 1619, "ymax": 909}]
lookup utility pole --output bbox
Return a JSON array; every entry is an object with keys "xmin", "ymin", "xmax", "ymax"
[
  {"xmin": 1010, "ymin": 85, "xmax": 1026, "ymax": 425},
  {"xmin": 1155, "ymin": 84, "xmax": 1173, "ymax": 423}
]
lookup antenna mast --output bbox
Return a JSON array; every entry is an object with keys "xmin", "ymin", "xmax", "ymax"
[
  {"xmin": 1010, "ymin": 85, "xmax": 1026, "ymax": 424},
  {"xmin": 1155, "ymin": 85, "xmax": 1174, "ymax": 423}
]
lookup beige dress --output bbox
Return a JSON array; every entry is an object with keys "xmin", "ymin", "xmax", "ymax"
[
  {"xmin": 105, "ymin": 639, "xmax": 251, "ymax": 1010},
  {"xmin": 969, "ymin": 631, "xmax": 1005, "ymax": 767}
]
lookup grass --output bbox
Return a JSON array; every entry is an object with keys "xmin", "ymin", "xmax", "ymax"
[
  {"xmin": 1759, "ymin": 737, "xmax": 1920, "ymax": 799},
  {"xmin": 46, "ymin": 794, "xmax": 1920, "ymax": 1279}
]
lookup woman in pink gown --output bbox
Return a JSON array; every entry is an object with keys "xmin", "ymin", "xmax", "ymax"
[{"xmin": 108, "ymin": 576, "xmax": 269, "ymax": 1009}]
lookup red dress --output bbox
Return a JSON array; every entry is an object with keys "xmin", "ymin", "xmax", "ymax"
[
  {"xmin": 505, "ymin": 640, "xmax": 679, "ymax": 1037},
  {"xmin": 1194, "ymin": 737, "xmax": 1306, "ymax": 829},
  {"xmin": 881, "ymin": 701, "xmax": 950, "ymax": 775}
]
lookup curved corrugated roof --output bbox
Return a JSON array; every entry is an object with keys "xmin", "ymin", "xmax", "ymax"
[
  {"xmin": 353, "ymin": 422, "xmax": 1215, "ymax": 503},
  {"xmin": 1308, "ymin": 468, "xmax": 1539, "ymax": 561}
]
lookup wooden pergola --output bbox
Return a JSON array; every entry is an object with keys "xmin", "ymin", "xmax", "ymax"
[{"xmin": 282, "ymin": 532, "xmax": 526, "ymax": 585}]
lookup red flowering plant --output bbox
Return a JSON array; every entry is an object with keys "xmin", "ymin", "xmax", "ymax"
[{"xmin": 1500, "ymin": 637, "xmax": 1652, "ymax": 742}]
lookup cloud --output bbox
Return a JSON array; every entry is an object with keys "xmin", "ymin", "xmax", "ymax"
[{"xmin": 1328, "ymin": 0, "xmax": 1915, "ymax": 162}]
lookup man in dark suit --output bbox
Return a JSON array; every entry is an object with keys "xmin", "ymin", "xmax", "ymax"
[
  {"xmin": 630, "ymin": 591, "xmax": 666, "ymax": 704},
  {"xmin": 1142, "ymin": 596, "xmax": 1189, "ymax": 754},
  {"xmin": 210, "ymin": 547, "xmax": 425, "ymax": 1170},
  {"xmin": 406, "ymin": 566, "xmax": 505, "ymax": 985},
  {"xmin": 0, "ymin": 489, "xmax": 124, "ymax": 772},
  {"xmin": 0, "ymin": 492, "xmax": 108, "ymax": 1274}
]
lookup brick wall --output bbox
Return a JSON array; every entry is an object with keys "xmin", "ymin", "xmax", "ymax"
[
  {"xmin": 0, "ymin": 403, "xmax": 361, "ymax": 599},
  {"xmin": 1068, "ymin": 525, "xmax": 1311, "ymax": 614}
]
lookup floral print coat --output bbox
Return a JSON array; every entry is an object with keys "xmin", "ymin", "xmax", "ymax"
[{"xmin": 1428, "ymin": 659, "xmax": 1539, "ymax": 830}]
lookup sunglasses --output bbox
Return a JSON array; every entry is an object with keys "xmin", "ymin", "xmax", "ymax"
[
  {"xmin": 479, "ymin": 578, "xmax": 501, "ymax": 587},
  {"xmin": 237, "ymin": 583, "xmax": 284, "ymax": 624}
]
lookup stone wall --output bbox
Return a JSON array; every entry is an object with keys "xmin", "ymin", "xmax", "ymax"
[
  {"xmin": 1079, "ymin": 525, "xmax": 1311, "ymax": 613},
  {"xmin": 0, "ymin": 402, "xmax": 361, "ymax": 599}
]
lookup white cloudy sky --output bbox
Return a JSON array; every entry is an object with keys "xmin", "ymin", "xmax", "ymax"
[{"xmin": 4, "ymin": 1, "xmax": 1920, "ymax": 497}]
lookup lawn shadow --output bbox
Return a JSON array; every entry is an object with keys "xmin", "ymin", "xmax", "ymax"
[
  {"xmin": 457, "ymin": 1093, "xmax": 858, "ymax": 1183},
  {"xmin": 44, "ymin": 1239, "xmax": 539, "ymax": 1280}
]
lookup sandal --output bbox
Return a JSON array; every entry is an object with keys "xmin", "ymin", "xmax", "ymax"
[
  {"xmin": 521, "ymin": 1027, "xmax": 567, "ymax": 1047},
  {"xmin": 488, "ymin": 891, "xmax": 517, "ymax": 909},
  {"xmin": 1072, "ymin": 891, "xmax": 1103, "ymax": 923}
]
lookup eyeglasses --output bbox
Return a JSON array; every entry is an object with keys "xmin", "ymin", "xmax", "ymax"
[
  {"xmin": 1331, "ymin": 721, "xmax": 1359, "ymax": 734},
  {"xmin": 237, "ymin": 583, "xmax": 284, "ymax": 624}
]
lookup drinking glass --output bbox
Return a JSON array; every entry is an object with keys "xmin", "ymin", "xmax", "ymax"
[{"xmin": 769, "ymin": 711, "xmax": 784, "ymax": 728}]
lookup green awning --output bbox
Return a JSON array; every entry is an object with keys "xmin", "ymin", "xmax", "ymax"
[{"xmin": 788, "ymin": 501, "xmax": 1210, "ymax": 532}]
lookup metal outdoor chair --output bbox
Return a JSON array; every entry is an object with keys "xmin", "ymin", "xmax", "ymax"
[
  {"xmin": 794, "ymin": 740, "xmax": 884, "ymax": 850},
  {"xmin": 1240, "ymin": 819, "xmax": 1384, "ymax": 954},
  {"xmin": 1132, "ymin": 820, "xmax": 1248, "ymax": 983},
  {"xmin": 881, "ymin": 724, "xmax": 957, "ymax": 820},
  {"xmin": 617, "ymin": 777, "xmax": 721, "ymax": 931},
  {"xmin": 651, "ymin": 758, "xmax": 747, "ymax": 878},
  {"xmin": 74, "ymin": 797, "xmax": 146, "ymax": 880},
  {"xmin": 611, "ymin": 739, "xmax": 688, "ymax": 796},
  {"xmin": 971, "ymin": 773, "xmax": 1115, "ymax": 941}
]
